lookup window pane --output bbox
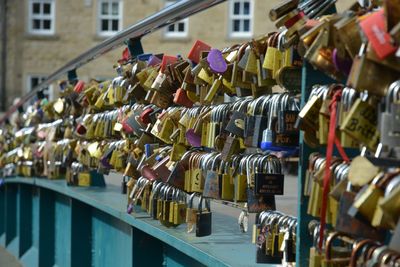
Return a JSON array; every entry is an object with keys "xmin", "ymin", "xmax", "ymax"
[
  {"xmin": 168, "ymin": 24, "xmax": 175, "ymax": 32},
  {"xmin": 111, "ymin": 2, "xmax": 119, "ymax": 15},
  {"xmin": 233, "ymin": 19, "xmax": 240, "ymax": 32},
  {"xmin": 33, "ymin": 3, "xmax": 41, "ymax": 14},
  {"xmin": 243, "ymin": 19, "xmax": 250, "ymax": 32},
  {"xmin": 101, "ymin": 19, "xmax": 109, "ymax": 31},
  {"xmin": 243, "ymin": 2, "xmax": 250, "ymax": 15},
  {"xmin": 233, "ymin": 2, "xmax": 240, "ymax": 15},
  {"xmin": 178, "ymin": 22, "xmax": 185, "ymax": 32},
  {"xmin": 33, "ymin": 19, "xmax": 41, "ymax": 29},
  {"xmin": 43, "ymin": 20, "xmax": 51, "ymax": 29},
  {"xmin": 43, "ymin": 3, "xmax": 51, "ymax": 14},
  {"xmin": 111, "ymin": 19, "xmax": 119, "ymax": 31},
  {"xmin": 101, "ymin": 2, "xmax": 109, "ymax": 15}
]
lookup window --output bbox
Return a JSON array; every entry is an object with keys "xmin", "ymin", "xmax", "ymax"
[
  {"xmin": 229, "ymin": 0, "xmax": 253, "ymax": 38},
  {"xmin": 98, "ymin": 0, "xmax": 122, "ymax": 36},
  {"xmin": 27, "ymin": 76, "xmax": 54, "ymax": 101},
  {"xmin": 164, "ymin": 1, "xmax": 188, "ymax": 38},
  {"xmin": 28, "ymin": 0, "xmax": 55, "ymax": 35}
]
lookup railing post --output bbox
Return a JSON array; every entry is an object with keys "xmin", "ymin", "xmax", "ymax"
[
  {"xmin": 71, "ymin": 199, "xmax": 92, "ymax": 267},
  {"xmin": 38, "ymin": 188, "xmax": 55, "ymax": 267}
]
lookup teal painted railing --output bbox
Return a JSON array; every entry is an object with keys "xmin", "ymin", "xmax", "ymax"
[{"xmin": 0, "ymin": 177, "xmax": 279, "ymax": 267}]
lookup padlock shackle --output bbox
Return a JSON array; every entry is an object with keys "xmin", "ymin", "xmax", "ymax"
[
  {"xmin": 258, "ymin": 210, "xmax": 270, "ymax": 225},
  {"xmin": 386, "ymin": 80, "xmax": 400, "ymax": 113},
  {"xmin": 152, "ymin": 181, "xmax": 163, "ymax": 198},
  {"xmin": 198, "ymin": 195, "xmax": 211, "ymax": 213},
  {"xmin": 349, "ymin": 239, "xmax": 381, "ymax": 267},
  {"xmin": 188, "ymin": 192, "xmax": 197, "ymax": 208},
  {"xmin": 210, "ymin": 153, "xmax": 221, "ymax": 171},
  {"xmin": 385, "ymin": 175, "xmax": 400, "ymax": 197},
  {"xmin": 178, "ymin": 189, "xmax": 187, "ymax": 203},
  {"xmin": 325, "ymin": 232, "xmax": 352, "ymax": 260},
  {"xmin": 245, "ymin": 154, "xmax": 260, "ymax": 186},
  {"xmin": 159, "ymin": 184, "xmax": 170, "ymax": 201}
]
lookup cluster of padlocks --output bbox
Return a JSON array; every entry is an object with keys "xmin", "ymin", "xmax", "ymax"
[
  {"xmin": 288, "ymin": 0, "xmax": 400, "ymax": 266},
  {"xmin": 2, "ymin": 0, "xmax": 400, "ymax": 265}
]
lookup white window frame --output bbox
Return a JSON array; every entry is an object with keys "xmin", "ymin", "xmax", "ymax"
[
  {"xmin": 228, "ymin": 0, "xmax": 253, "ymax": 39},
  {"xmin": 164, "ymin": 0, "xmax": 188, "ymax": 38},
  {"xmin": 27, "ymin": 75, "xmax": 54, "ymax": 101},
  {"xmin": 97, "ymin": 0, "xmax": 123, "ymax": 37},
  {"xmin": 28, "ymin": 0, "xmax": 55, "ymax": 35}
]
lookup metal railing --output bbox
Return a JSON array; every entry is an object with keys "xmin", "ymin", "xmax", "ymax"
[{"xmin": 0, "ymin": 0, "xmax": 226, "ymax": 124}]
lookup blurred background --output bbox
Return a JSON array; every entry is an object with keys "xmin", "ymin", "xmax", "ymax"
[{"xmin": 0, "ymin": 0, "xmax": 349, "ymax": 112}]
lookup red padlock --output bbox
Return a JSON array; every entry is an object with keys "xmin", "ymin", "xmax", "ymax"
[
  {"xmin": 187, "ymin": 40, "xmax": 211, "ymax": 64},
  {"xmin": 160, "ymin": 55, "xmax": 178, "ymax": 73},
  {"xmin": 173, "ymin": 88, "xmax": 194, "ymax": 108},
  {"xmin": 73, "ymin": 80, "xmax": 85, "ymax": 94},
  {"xmin": 122, "ymin": 117, "xmax": 134, "ymax": 134},
  {"xmin": 139, "ymin": 108, "xmax": 154, "ymax": 125}
]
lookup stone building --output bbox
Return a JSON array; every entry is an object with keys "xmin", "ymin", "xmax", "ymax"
[{"xmin": 0, "ymin": 0, "xmax": 349, "ymax": 110}]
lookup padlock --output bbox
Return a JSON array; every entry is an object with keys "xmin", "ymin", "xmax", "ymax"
[
  {"xmin": 321, "ymin": 232, "xmax": 352, "ymax": 267},
  {"xmin": 261, "ymin": 94, "xmax": 279, "ymax": 151},
  {"xmin": 173, "ymin": 88, "xmax": 194, "ymax": 108},
  {"xmin": 172, "ymin": 189, "xmax": 187, "ymax": 225},
  {"xmin": 141, "ymin": 182, "xmax": 151, "ymax": 212},
  {"xmin": 349, "ymin": 171, "xmax": 399, "ymax": 224},
  {"xmin": 246, "ymin": 155, "xmax": 277, "ymax": 213},
  {"xmin": 149, "ymin": 182, "xmax": 163, "ymax": 218},
  {"xmin": 262, "ymin": 212, "xmax": 282, "ymax": 264},
  {"xmin": 186, "ymin": 193, "xmax": 198, "ymax": 233},
  {"xmin": 235, "ymin": 156, "xmax": 248, "ymax": 202},
  {"xmin": 156, "ymin": 184, "xmax": 168, "ymax": 220},
  {"xmin": 336, "ymin": 181, "xmax": 385, "ymax": 241},
  {"xmin": 253, "ymin": 155, "xmax": 284, "ymax": 196},
  {"xmin": 372, "ymin": 175, "xmax": 400, "ymax": 229},
  {"xmin": 202, "ymin": 153, "xmax": 220, "ymax": 199},
  {"xmin": 168, "ymin": 188, "xmax": 177, "ymax": 224},
  {"xmin": 166, "ymin": 160, "xmax": 186, "ymax": 190},
  {"xmin": 221, "ymin": 134, "xmax": 241, "ymax": 162},
  {"xmin": 121, "ymin": 175, "xmax": 128, "ymax": 194},
  {"xmin": 160, "ymin": 186, "xmax": 175, "ymax": 227},
  {"xmin": 187, "ymin": 40, "xmax": 211, "ymax": 64},
  {"xmin": 195, "ymin": 195, "xmax": 212, "ymax": 237},
  {"xmin": 347, "ymin": 42, "xmax": 399, "ymax": 97},
  {"xmin": 252, "ymin": 96, "xmax": 271, "ymax": 148},
  {"xmin": 338, "ymin": 87, "xmax": 359, "ymax": 148},
  {"xmin": 190, "ymin": 152, "xmax": 204, "ymax": 193},
  {"xmin": 255, "ymin": 211, "xmax": 271, "ymax": 263},
  {"xmin": 244, "ymin": 96, "xmax": 264, "ymax": 147},
  {"xmin": 284, "ymin": 221, "xmax": 296, "ymax": 263},
  {"xmin": 220, "ymin": 160, "xmax": 234, "ymax": 201},
  {"xmin": 379, "ymin": 81, "xmax": 400, "ymax": 156}
]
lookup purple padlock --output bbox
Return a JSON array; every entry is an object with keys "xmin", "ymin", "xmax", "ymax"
[
  {"xmin": 127, "ymin": 203, "xmax": 133, "ymax": 214},
  {"xmin": 207, "ymin": 48, "xmax": 228, "ymax": 74},
  {"xmin": 100, "ymin": 156, "xmax": 113, "ymax": 169},
  {"xmin": 186, "ymin": 129, "xmax": 201, "ymax": 147},
  {"xmin": 332, "ymin": 48, "xmax": 352, "ymax": 76},
  {"xmin": 148, "ymin": 55, "xmax": 162, "ymax": 67}
]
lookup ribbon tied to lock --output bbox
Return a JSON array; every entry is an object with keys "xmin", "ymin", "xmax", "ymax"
[{"xmin": 318, "ymin": 87, "xmax": 350, "ymax": 250}]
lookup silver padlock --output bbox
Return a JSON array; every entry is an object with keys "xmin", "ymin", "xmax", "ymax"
[{"xmin": 379, "ymin": 80, "xmax": 400, "ymax": 156}]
